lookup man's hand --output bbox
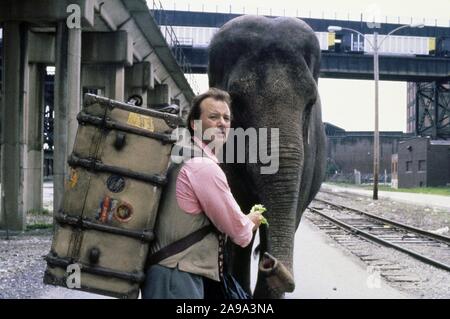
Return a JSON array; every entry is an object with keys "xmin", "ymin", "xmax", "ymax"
[{"xmin": 247, "ymin": 211, "xmax": 263, "ymax": 232}]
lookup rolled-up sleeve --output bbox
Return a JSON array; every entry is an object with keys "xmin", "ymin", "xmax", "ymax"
[{"xmin": 176, "ymin": 158, "xmax": 254, "ymax": 248}]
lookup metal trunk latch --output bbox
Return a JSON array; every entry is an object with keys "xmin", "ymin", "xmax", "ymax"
[
  {"xmin": 89, "ymin": 247, "xmax": 101, "ymax": 264},
  {"xmin": 114, "ymin": 132, "xmax": 126, "ymax": 150}
]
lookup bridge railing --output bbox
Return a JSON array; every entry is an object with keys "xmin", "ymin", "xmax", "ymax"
[
  {"xmin": 154, "ymin": 3, "xmax": 450, "ymax": 28},
  {"xmin": 149, "ymin": 0, "xmax": 200, "ymax": 94}
]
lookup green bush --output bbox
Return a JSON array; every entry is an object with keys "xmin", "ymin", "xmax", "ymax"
[
  {"xmin": 27, "ymin": 209, "xmax": 52, "ymax": 216},
  {"xmin": 26, "ymin": 223, "xmax": 53, "ymax": 231}
]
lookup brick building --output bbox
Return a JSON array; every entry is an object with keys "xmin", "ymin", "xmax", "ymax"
[
  {"xmin": 393, "ymin": 136, "xmax": 450, "ymax": 188},
  {"xmin": 324, "ymin": 123, "xmax": 410, "ymax": 182}
]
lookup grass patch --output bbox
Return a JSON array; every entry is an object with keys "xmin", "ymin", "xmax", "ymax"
[
  {"xmin": 382, "ymin": 186, "xmax": 450, "ymax": 196},
  {"xmin": 325, "ymin": 182, "xmax": 450, "ymax": 196},
  {"xmin": 27, "ymin": 208, "xmax": 52, "ymax": 216},
  {"xmin": 26, "ymin": 223, "xmax": 53, "ymax": 231}
]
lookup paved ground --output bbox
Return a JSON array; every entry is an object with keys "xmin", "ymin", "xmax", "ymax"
[{"xmin": 37, "ymin": 287, "xmax": 113, "ymax": 299}]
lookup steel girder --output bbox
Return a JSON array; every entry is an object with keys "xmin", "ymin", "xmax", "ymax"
[{"xmin": 415, "ymin": 81, "xmax": 450, "ymax": 139}]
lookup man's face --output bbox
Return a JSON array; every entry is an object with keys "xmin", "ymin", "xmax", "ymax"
[{"xmin": 191, "ymin": 97, "xmax": 231, "ymax": 145}]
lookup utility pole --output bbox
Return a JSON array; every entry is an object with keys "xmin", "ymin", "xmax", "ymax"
[{"xmin": 373, "ymin": 32, "xmax": 379, "ymax": 200}]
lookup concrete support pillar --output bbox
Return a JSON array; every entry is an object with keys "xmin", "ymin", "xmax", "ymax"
[
  {"xmin": 148, "ymin": 83, "xmax": 170, "ymax": 106},
  {"xmin": 53, "ymin": 22, "xmax": 81, "ymax": 215},
  {"xmin": 81, "ymin": 31, "xmax": 131, "ymax": 102},
  {"xmin": 125, "ymin": 62, "xmax": 153, "ymax": 106},
  {"xmin": 0, "ymin": 22, "xmax": 28, "ymax": 230},
  {"xmin": 113, "ymin": 65, "xmax": 125, "ymax": 102},
  {"xmin": 24, "ymin": 63, "xmax": 45, "ymax": 214},
  {"xmin": 67, "ymin": 28, "xmax": 82, "ymax": 155}
]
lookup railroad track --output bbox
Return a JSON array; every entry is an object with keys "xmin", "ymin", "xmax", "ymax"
[
  {"xmin": 307, "ymin": 198, "xmax": 450, "ymax": 273},
  {"xmin": 318, "ymin": 188, "xmax": 353, "ymax": 199}
]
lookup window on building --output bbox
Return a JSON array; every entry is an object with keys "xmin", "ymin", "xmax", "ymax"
[
  {"xmin": 418, "ymin": 160, "xmax": 426, "ymax": 172},
  {"xmin": 406, "ymin": 161, "xmax": 413, "ymax": 172}
]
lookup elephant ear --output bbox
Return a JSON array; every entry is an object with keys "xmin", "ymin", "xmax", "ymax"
[
  {"xmin": 296, "ymin": 25, "xmax": 321, "ymax": 82},
  {"xmin": 208, "ymin": 30, "xmax": 249, "ymax": 89},
  {"xmin": 208, "ymin": 26, "xmax": 233, "ymax": 88},
  {"xmin": 303, "ymin": 43, "xmax": 321, "ymax": 82},
  {"xmin": 207, "ymin": 40, "xmax": 226, "ymax": 89}
]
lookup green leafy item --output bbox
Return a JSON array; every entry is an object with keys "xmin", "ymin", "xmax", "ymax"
[{"xmin": 250, "ymin": 204, "xmax": 269, "ymax": 226}]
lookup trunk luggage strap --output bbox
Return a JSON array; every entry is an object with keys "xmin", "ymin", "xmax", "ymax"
[{"xmin": 146, "ymin": 225, "xmax": 215, "ymax": 266}]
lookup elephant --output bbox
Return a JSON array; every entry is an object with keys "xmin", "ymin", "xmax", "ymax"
[{"xmin": 208, "ymin": 15, "xmax": 326, "ymax": 298}]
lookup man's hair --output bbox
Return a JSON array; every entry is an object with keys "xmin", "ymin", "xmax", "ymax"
[{"xmin": 186, "ymin": 87, "xmax": 232, "ymax": 137}]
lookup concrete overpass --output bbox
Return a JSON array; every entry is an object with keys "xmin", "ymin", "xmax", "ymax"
[
  {"xmin": 181, "ymin": 47, "xmax": 450, "ymax": 82},
  {"xmin": 153, "ymin": 10, "xmax": 450, "ymax": 82},
  {"xmin": 0, "ymin": 0, "xmax": 194, "ymax": 230}
]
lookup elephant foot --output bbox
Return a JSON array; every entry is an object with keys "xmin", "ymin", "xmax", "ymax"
[{"xmin": 257, "ymin": 252, "xmax": 295, "ymax": 297}]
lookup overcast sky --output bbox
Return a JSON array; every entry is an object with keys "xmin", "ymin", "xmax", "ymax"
[{"xmin": 151, "ymin": 0, "xmax": 450, "ymax": 132}]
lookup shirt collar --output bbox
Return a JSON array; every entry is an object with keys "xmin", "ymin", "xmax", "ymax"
[{"xmin": 192, "ymin": 136, "xmax": 219, "ymax": 164}]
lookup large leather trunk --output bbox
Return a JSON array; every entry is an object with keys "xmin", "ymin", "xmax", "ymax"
[{"xmin": 43, "ymin": 94, "xmax": 182, "ymax": 298}]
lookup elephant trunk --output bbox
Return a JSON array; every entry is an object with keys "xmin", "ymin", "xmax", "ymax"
[{"xmin": 251, "ymin": 124, "xmax": 306, "ymax": 298}]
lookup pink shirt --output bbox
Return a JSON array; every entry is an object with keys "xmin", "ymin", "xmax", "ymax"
[{"xmin": 175, "ymin": 137, "xmax": 254, "ymax": 248}]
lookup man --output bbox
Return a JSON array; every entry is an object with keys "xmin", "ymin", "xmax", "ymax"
[{"xmin": 141, "ymin": 88, "xmax": 263, "ymax": 299}]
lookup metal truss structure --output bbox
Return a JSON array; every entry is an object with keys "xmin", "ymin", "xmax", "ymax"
[{"xmin": 415, "ymin": 81, "xmax": 450, "ymax": 139}]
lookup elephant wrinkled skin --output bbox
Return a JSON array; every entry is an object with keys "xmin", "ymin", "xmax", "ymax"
[{"xmin": 208, "ymin": 15, "xmax": 326, "ymax": 298}]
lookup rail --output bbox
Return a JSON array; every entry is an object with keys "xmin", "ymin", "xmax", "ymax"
[
  {"xmin": 308, "ymin": 198, "xmax": 450, "ymax": 272},
  {"xmin": 149, "ymin": 0, "xmax": 200, "ymax": 94},
  {"xmin": 314, "ymin": 198, "xmax": 450, "ymax": 244}
]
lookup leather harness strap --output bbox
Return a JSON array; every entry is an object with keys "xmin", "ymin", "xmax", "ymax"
[{"xmin": 146, "ymin": 225, "xmax": 215, "ymax": 266}]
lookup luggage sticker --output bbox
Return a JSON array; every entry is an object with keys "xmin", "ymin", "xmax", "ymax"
[
  {"xmin": 106, "ymin": 175, "xmax": 126, "ymax": 193},
  {"xmin": 95, "ymin": 196, "xmax": 133, "ymax": 224},
  {"xmin": 68, "ymin": 168, "xmax": 79, "ymax": 189},
  {"xmin": 96, "ymin": 196, "xmax": 117, "ymax": 224},
  {"xmin": 114, "ymin": 202, "xmax": 133, "ymax": 223},
  {"xmin": 127, "ymin": 113, "xmax": 154, "ymax": 132}
]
